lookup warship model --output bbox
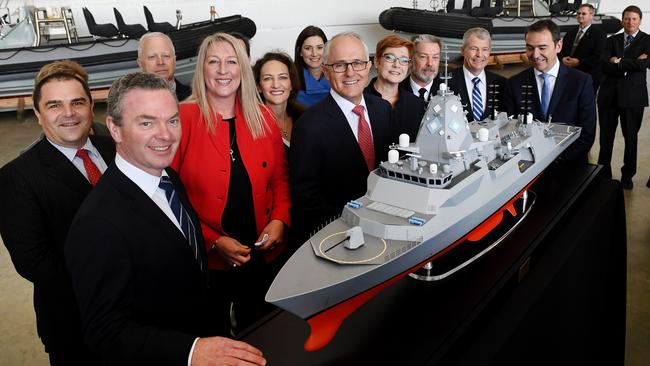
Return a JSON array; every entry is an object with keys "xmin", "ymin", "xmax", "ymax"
[{"xmin": 266, "ymin": 55, "xmax": 581, "ymax": 351}]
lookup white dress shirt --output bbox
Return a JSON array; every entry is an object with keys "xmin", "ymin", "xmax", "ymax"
[
  {"xmin": 534, "ymin": 60, "xmax": 560, "ymax": 107},
  {"xmin": 330, "ymin": 89, "xmax": 373, "ymax": 141},
  {"xmin": 409, "ymin": 77, "xmax": 434, "ymax": 101},
  {"xmin": 463, "ymin": 67, "xmax": 487, "ymax": 112},
  {"xmin": 49, "ymin": 137, "xmax": 108, "ymax": 181}
]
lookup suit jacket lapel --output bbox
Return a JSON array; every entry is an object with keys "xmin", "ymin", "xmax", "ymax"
[{"xmin": 36, "ymin": 138, "xmax": 92, "ymax": 196}]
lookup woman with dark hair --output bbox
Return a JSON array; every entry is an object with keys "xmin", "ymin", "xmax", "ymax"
[
  {"xmin": 253, "ymin": 51, "xmax": 305, "ymax": 147},
  {"xmin": 171, "ymin": 33, "xmax": 290, "ymax": 333},
  {"xmin": 364, "ymin": 34, "xmax": 425, "ymax": 140},
  {"xmin": 294, "ymin": 25, "xmax": 330, "ymax": 107}
]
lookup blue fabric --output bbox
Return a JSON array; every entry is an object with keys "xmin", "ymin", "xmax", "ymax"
[
  {"xmin": 540, "ymin": 73, "xmax": 551, "ymax": 119},
  {"xmin": 159, "ymin": 176, "xmax": 203, "ymax": 271},
  {"xmin": 296, "ymin": 68, "xmax": 330, "ymax": 107},
  {"xmin": 471, "ymin": 77, "xmax": 483, "ymax": 121}
]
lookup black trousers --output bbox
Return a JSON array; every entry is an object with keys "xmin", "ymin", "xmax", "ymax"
[{"xmin": 597, "ymin": 104, "xmax": 644, "ymax": 179}]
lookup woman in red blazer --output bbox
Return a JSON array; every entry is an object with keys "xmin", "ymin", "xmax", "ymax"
[{"xmin": 171, "ymin": 33, "xmax": 290, "ymax": 333}]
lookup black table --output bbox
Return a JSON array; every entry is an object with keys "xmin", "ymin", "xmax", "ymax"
[{"xmin": 241, "ymin": 163, "xmax": 626, "ymax": 365}]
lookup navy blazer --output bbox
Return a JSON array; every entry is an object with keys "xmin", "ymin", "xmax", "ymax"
[
  {"xmin": 290, "ymin": 93, "xmax": 395, "ymax": 242},
  {"xmin": 447, "ymin": 67, "xmax": 507, "ymax": 122},
  {"xmin": 65, "ymin": 165, "xmax": 215, "ymax": 365},
  {"xmin": 598, "ymin": 31, "xmax": 650, "ymax": 108},
  {"xmin": 0, "ymin": 135, "xmax": 114, "ymax": 355},
  {"xmin": 365, "ymin": 77, "xmax": 425, "ymax": 140},
  {"xmin": 504, "ymin": 63, "xmax": 596, "ymax": 162},
  {"xmin": 560, "ymin": 24, "xmax": 606, "ymax": 90},
  {"xmin": 174, "ymin": 78, "xmax": 192, "ymax": 102}
]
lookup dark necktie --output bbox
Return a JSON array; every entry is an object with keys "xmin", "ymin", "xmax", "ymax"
[
  {"xmin": 571, "ymin": 28, "xmax": 584, "ymax": 56},
  {"xmin": 540, "ymin": 73, "xmax": 552, "ymax": 120},
  {"xmin": 624, "ymin": 34, "xmax": 634, "ymax": 51},
  {"xmin": 471, "ymin": 77, "xmax": 483, "ymax": 121},
  {"xmin": 76, "ymin": 148, "xmax": 102, "ymax": 186},
  {"xmin": 351, "ymin": 105, "xmax": 375, "ymax": 171},
  {"xmin": 159, "ymin": 176, "xmax": 203, "ymax": 271},
  {"xmin": 418, "ymin": 87, "xmax": 427, "ymax": 103}
]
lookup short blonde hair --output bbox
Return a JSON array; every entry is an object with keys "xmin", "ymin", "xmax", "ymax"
[{"xmin": 188, "ymin": 32, "xmax": 268, "ymax": 138}]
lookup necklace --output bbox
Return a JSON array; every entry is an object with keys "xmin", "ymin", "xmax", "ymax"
[
  {"xmin": 228, "ymin": 118, "xmax": 236, "ymax": 162},
  {"xmin": 278, "ymin": 110, "xmax": 290, "ymax": 140}
]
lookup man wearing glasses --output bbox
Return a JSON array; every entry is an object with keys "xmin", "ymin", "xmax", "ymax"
[
  {"xmin": 448, "ymin": 27, "xmax": 506, "ymax": 122},
  {"xmin": 560, "ymin": 3, "xmax": 606, "ymax": 95},
  {"xmin": 399, "ymin": 34, "xmax": 443, "ymax": 103},
  {"xmin": 290, "ymin": 31, "xmax": 396, "ymax": 244}
]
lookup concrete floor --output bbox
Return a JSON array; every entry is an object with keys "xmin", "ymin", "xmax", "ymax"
[{"xmin": 0, "ymin": 79, "xmax": 648, "ymax": 365}]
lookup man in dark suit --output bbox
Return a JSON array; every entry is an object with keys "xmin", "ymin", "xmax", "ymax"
[
  {"xmin": 560, "ymin": 3, "xmax": 606, "ymax": 94},
  {"xmin": 137, "ymin": 32, "xmax": 192, "ymax": 101},
  {"xmin": 597, "ymin": 5, "xmax": 649, "ymax": 189},
  {"xmin": 65, "ymin": 72, "xmax": 265, "ymax": 365},
  {"xmin": 399, "ymin": 34, "xmax": 443, "ymax": 103},
  {"xmin": 0, "ymin": 60, "xmax": 114, "ymax": 365},
  {"xmin": 447, "ymin": 27, "xmax": 506, "ymax": 122},
  {"xmin": 504, "ymin": 19, "xmax": 596, "ymax": 163},
  {"xmin": 290, "ymin": 32, "xmax": 395, "ymax": 244}
]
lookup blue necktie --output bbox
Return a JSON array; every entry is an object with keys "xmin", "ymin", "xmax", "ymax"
[
  {"xmin": 624, "ymin": 34, "xmax": 634, "ymax": 52},
  {"xmin": 159, "ymin": 176, "xmax": 203, "ymax": 271},
  {"xmin": 540, "ymin": 73, "xmax": 551, "ymax": 120},
  {"xmin": 471, "ymin": 77, "xmax": 483, "ymax": 121}
]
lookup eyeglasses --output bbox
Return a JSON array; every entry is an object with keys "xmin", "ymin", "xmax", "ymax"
[
  {"xmin": 324, "ymin": 60, "xmax": 370, "ymax": 73},
  {"xmin": 382, "ymin": 53, "xmax": 411, "ymax": 65}
]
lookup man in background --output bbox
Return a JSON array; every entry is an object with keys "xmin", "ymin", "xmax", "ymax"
[
  {"xmin": 137, "ymin": 32, "xmax": 192, "ymax": 101},
  {"xmin": 399, "ymin": 34, "xmax": 443, "ymax": 103}
]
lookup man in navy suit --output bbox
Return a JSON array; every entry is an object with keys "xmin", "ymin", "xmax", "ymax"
[
  {"xmin": 448, "ymin": 27, "xmax": 506, "ymax": 122},
  {"xmin": 504, "ymin": 19, "xmax": 596, "ymax": 163},
  {"xmin": 560, "ymin": 3, "xmax": 606, "ymax": 95},
  {"xmin": 0, "ymin": 60, "xmax": 114, "ymax": 365},
  {"xmin": 137, "ymin": 32, "xmax": 192, "ymax": 101},
  {"xmin": 65, "ymin": 73, "xmax": 265, "ymax": 365},
  {"xmin": 290, "ymin": 32, "xmax": 395, "ymax": 244},
  {"xmin": 597, "ymin": 5, "xmax": 649, "ymax": 189},
  {"xmin": 399, "ymin": 34, "xmax": 443, "ymax": 103}
]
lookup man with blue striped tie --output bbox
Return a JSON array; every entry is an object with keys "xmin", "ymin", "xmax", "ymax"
[
  {"xmin": 448, "ymin": 27, "xmax": 506, "ymax": 122},
  {"xmin": 65, "ymin": 72, "xmax": 266, "ymax": 366}
]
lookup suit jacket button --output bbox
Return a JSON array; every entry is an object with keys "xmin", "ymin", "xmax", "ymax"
[
  {"xmin": 262, "ymin": 161, "xmax": 267, "ymax": 168},
  {"xmin": 266, "ymin": 208, "xmax": 270, "ymax": 215}
]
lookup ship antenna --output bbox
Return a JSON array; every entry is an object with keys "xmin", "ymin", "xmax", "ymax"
[
  {"xmin": 440, "ymin": 44, "xmax": 451, "ymax": 93},
  {"xmin": 487, "ymin": 83, "xmax": 500, "ymax": 120}
]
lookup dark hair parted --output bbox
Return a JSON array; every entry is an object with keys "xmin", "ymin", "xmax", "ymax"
[
  {"xmin": 106, "ymin": 72, "xmax": 174, "ymax": 125},
  {"xmin": 623, "ymin": 5, "xmax": 642, "ymax": 19},
  {"xmin": 253, "ymin": 51, "xmax": 301, "ymax": 101},
  {"xmin": 294, "ymin": 25, "xmax": 327, "ymax": 91},
  {"xmin": 526, "ymin": 19, "xmax": 562, "ymax": 44},
  {"xmin": 32, "ymin": 60, "xmax": 92, "ymax": 112}
]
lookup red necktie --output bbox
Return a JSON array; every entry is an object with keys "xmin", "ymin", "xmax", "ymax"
[
  {"xmin": 351, "ymin": 105, "xmax": 375, "ymax": 171},
  {"xmin": 76, "ymin": 149, "xmax": 102, "ymax": 186}
]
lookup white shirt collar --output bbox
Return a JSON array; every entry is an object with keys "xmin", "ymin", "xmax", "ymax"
[
  {"xmin": 329, "ymin": 88, "xmax": 367, "ymax": 113},
  {"xmin": 534, "ymin": 58, "xmax": 560, "ymax": 79},
  {"xmin": 579, "ymin": 24, "xmax": 591, "ymax": 33},
  {"xmin": 625, "ymin": 30, "xmax": 639, "ymax": 38},
  {"xmin": 48, "ymin": 137, "xmax": 98, "ymax": 162},
  {"xmin": 114, "ymin": 153, "xmax": 166, "ymax": 198},
  {"xmin": 463, "ymin": 66, "xmax": 486, "ymax": 84},
  {"xmin": 409, "ymin": 76, "xmax": 433, "ymax": 95}
]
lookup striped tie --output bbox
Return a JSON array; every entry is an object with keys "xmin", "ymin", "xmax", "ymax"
[
  {"xmin": 351, "ymin": 105, "xmax": 375, "ymax": 171},
  {"xmin": 624, "ymin": 34, "xmax": 634, "ymax": 52},
  {"xmin": 471, "ymin": 77, "xmax": 483, "ymax": 121},
  {"xmin": 159, "ymin": 176, "xmax": 203, "ymax": 271}
]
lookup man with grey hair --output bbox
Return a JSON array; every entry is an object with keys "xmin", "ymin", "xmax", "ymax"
[
  {"xmin": 65, "ymin": 72, "xmax": 266, "ymax": 365},
  {"xmin": 399, "ymin": 34, "xmax": 443, "ymax": 103},
  {"xmin": 290, "ymin": 31, "xmax": 395, "ymax": 244},
  {"xmin": 137, "ymin": 32, "xmax": 192, "ymax": 101},
  {"xmin": 448, "ymin": 27, "xmax": 506, "ymax": 122}
]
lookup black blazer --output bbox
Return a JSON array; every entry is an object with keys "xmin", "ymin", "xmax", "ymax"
[
  {"xmin": 0, "ymin": 135, "xmax": 114, "ymax": 353},
  {"xmin": 399, "ymin": 74, "xmax": 443, "ymax": 103},
  {"xmin": 447, "ymin": 67, "xmax": 507, "ymax": 122},
  {"xmin": 65, "ymin": 165, "xmax": 215, "ymax": 365},
  {"xmin": 504, "ymin": 64, "xmax": 596, "ymax": 162},
  {"xmin": 560, "ymin": 24, "xmax": 606, "ymax": 90},
  {"xmin": 598, "ymin": 31, "xmax": 650, "ymax": 109},
  {"xmin": 290, "ymin": 93, "xmax": 395, "ymax": 242},
  {"xmin": 175, "ymin": 78, "xmax": 192, "ymax": 102},
  {"xmin": 365, "ymin": 77, "xmax": 425, "ymax": 140}
]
